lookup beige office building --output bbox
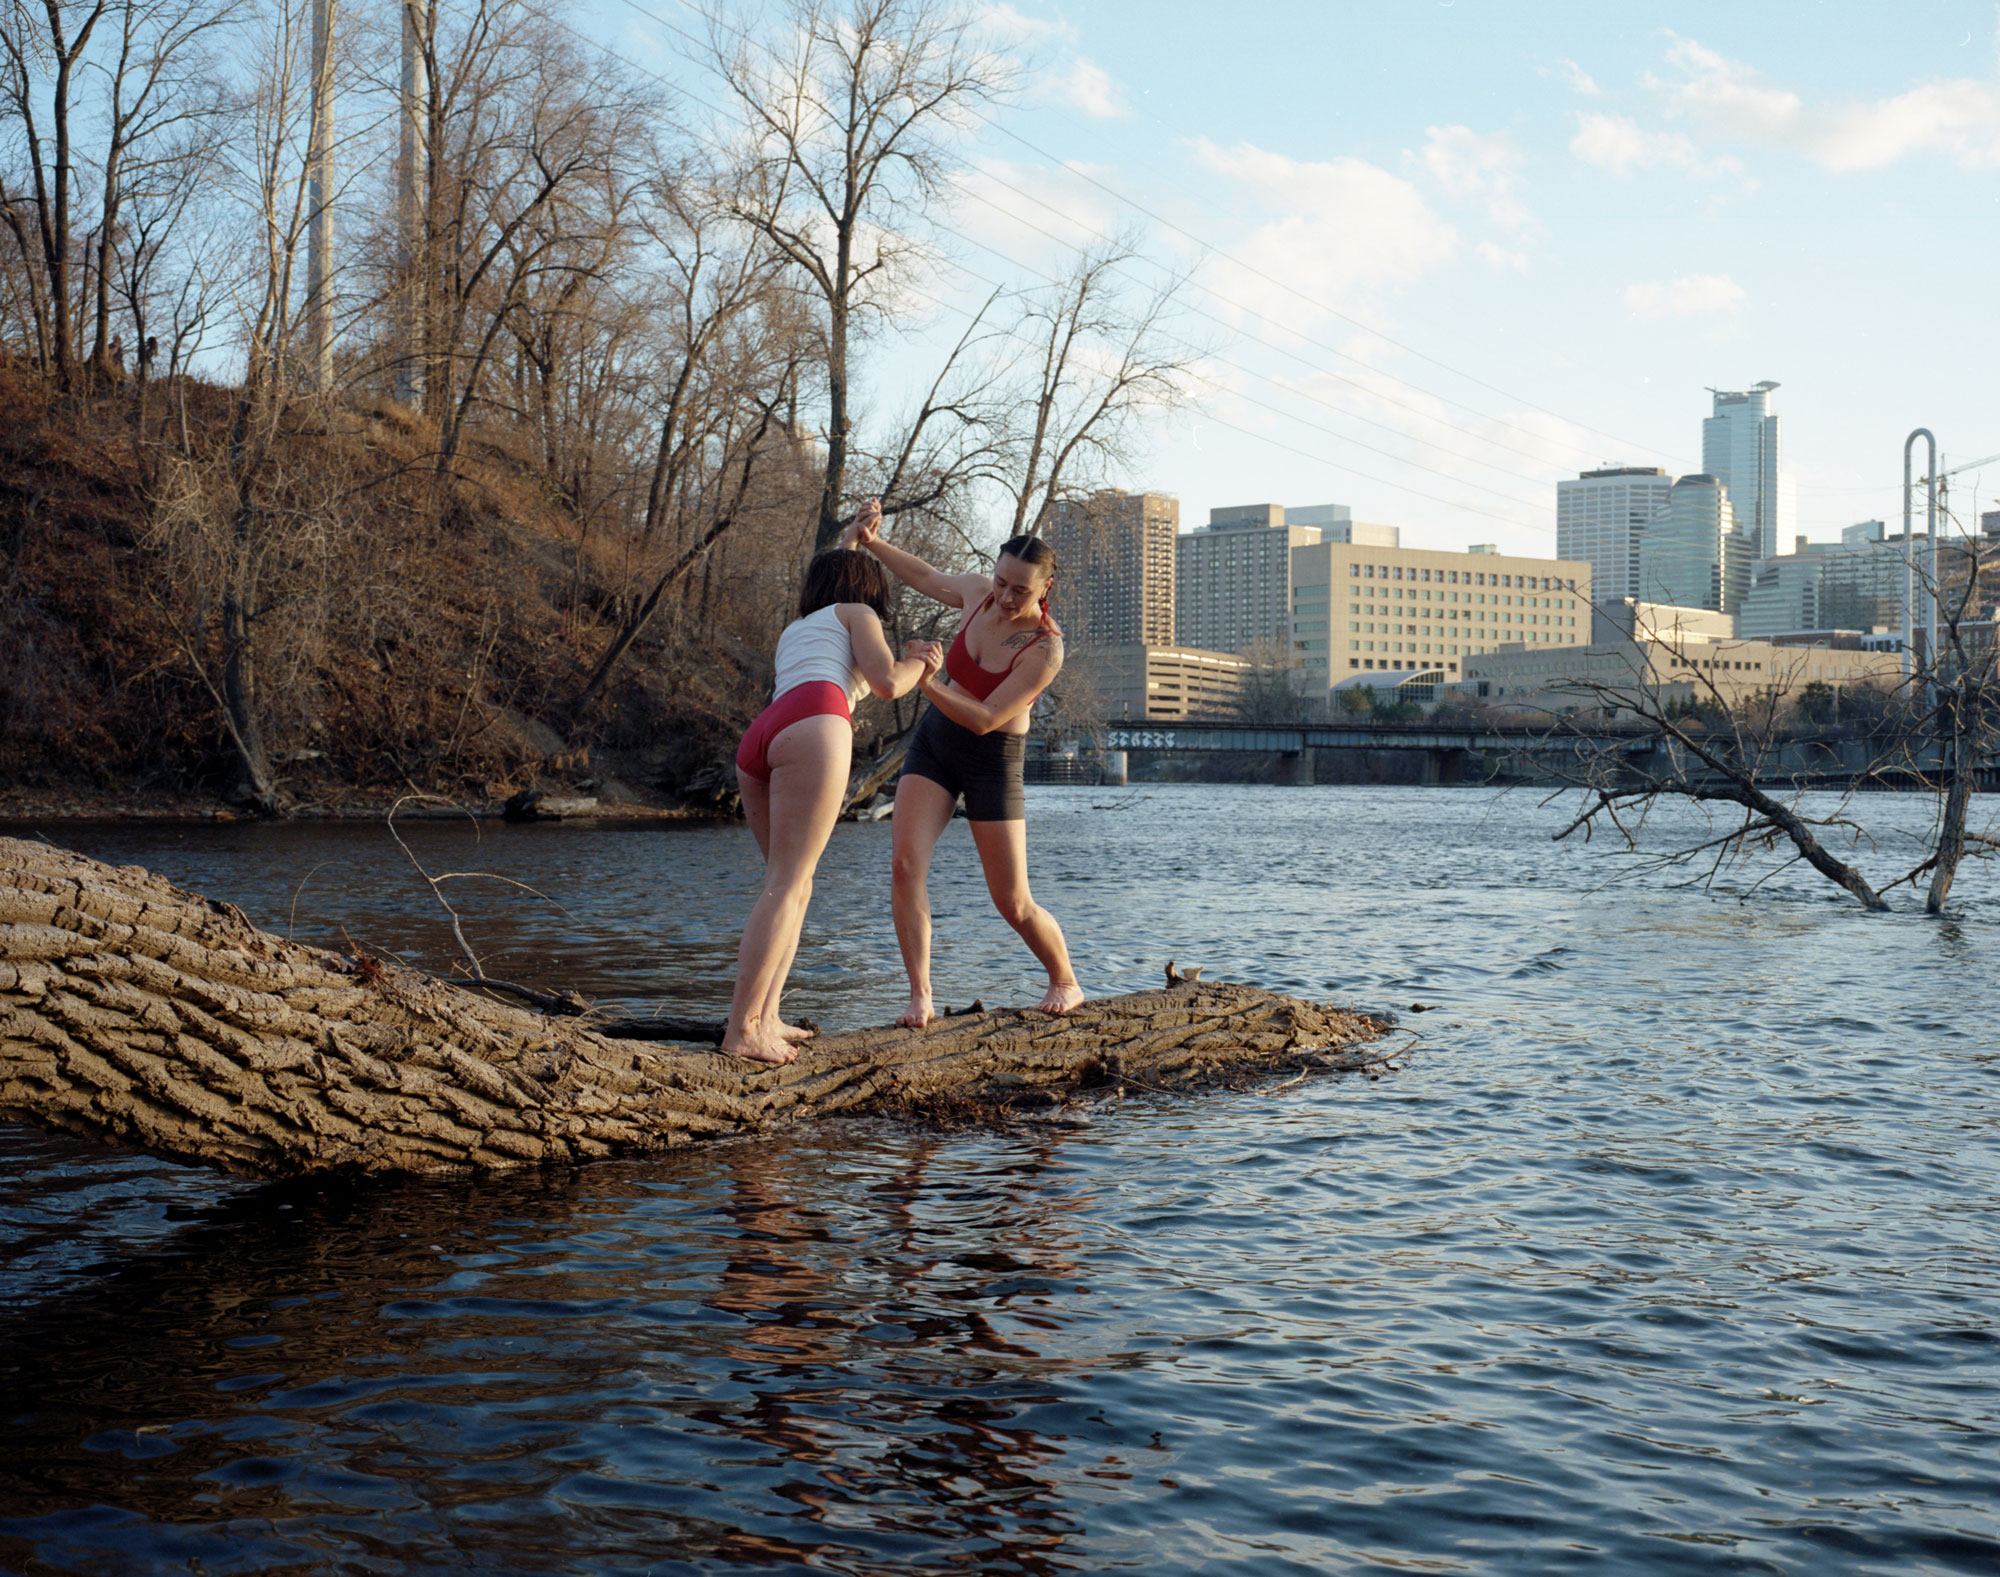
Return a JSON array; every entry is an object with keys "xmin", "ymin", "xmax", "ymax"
[
  {"xmin": 1176, "ymin": 502, "xmax": 1399, "ymax": 655},
  {"xmin": 1062, "ymin": 643, "xmax": 1248, "ymax": 721},
  {"xmin": 1592, "ymin": 598, "xmax": 1737, "ymax": 645},
  {"xmin": 1042, "ymin": 490, "xmax": 1178, "ymax": 647},
  {"xmin": 1291, "ymin": 540, "xmax": 1593, "ymax": 692},
  {"xmin": 1460, "ymin": 637, "xmax": 1901, "ymax": 718}
]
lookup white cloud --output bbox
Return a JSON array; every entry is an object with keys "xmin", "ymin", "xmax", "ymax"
[
  {"xmin": 1476, "ymin": 242, "xmax": 1529, "ymax": 271},
  {"xmin": 1188, "ymin": 139, "xmax": 1458, "ymax": 320},
  {"xmin": 1552, "ymin": 58, "xmax": 1604, "ymax": 98},
  {"xmin": 979, "ymin": 6, "xmax": 1130, "ymax": 120},
  {"xmin": 1569, "ymin": 111, "xmax": 1739, "ymax": 179},
  {"xmin": 1655, "ymin": 37, "xmax": 1803, "ymax": 140},
  {"xmin": 950, "ymin": 157, "xmax": 1123, "ymax": 267},
  {"xmin": 1053, "ymin": 57, "xmax": 1131, "ymax": 119},
  {"xmin": 1418, "ymin": 125, "xmax": 1530, "ymax": 230},
  {"xmin": 1812, "ymin": 78, "xmax": 2000, "ymax": 170},
  {"xmin": 1623, "ymin": 275, "xmax": 1746, "ymax": 318},
  {"xmin": 1650, "ymin": 34, "xmax": 2000, "ymax": 171},
  {"xmin": 976, "ymin": 4, "xmax": 1073, "ymax": 46}
]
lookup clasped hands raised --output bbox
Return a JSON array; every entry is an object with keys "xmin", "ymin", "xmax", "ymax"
[
  {"xmin": 841, "ymin": 497, "xmax": 884, "ymax": 551},
  {"xmin": 845, "ymin": 500, "xmax": 939, "ymax": 681},
  {"xmin": 906, "ymin": 638, "xmax": 943, "ymax": 680}
]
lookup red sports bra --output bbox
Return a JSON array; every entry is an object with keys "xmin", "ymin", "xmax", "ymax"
[{"xmin": 944, "ymin": 593, "xmax": 1061, "ymax": 701}]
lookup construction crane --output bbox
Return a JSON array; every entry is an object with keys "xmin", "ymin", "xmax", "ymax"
[{"xmin": 1927, "ymin": 452, "xmax": 2000, "ymax": 539}]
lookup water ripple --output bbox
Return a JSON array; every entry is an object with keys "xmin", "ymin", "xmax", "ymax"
[{"xmin": 3, "ymin": 788, "xmax": 1999, "ymax": 1573}]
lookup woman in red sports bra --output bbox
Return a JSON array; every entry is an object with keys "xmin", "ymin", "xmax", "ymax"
[{"xmin": 843, "ymin": 503, "xmax": 1084, "ymax": 1029}]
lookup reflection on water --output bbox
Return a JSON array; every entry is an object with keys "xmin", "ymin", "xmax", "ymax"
[{"xmin": 3, "ymin": 788, "xmax": 1999, "ymax": 1574}]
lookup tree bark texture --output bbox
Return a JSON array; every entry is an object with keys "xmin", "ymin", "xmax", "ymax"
[{"xmin": 0, "ymin": 838, "xmax": 1383, "ymax": 1182}]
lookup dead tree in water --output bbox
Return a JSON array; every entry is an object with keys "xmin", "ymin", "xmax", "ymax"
[
  {"xmin": 1538, "ymin": 618, "xmax": 2000, "ymax": 911},
  {"xmin": 0, "ymin": 837, "xmax": 1386, "ymax": 1181},
  {"xmin": 1538, "ymin": 645, "xmax": 1897, "ymax": 910}
]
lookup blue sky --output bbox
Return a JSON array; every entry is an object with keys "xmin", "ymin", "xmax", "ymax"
[{"xmin": 599, "ymin": 0, "xmax": 2000, "ymax": 558}]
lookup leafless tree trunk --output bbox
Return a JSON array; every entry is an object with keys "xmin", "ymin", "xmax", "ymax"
[
  {"xmin": 1915, "ymin": 524, "xmax": 1998, "ymax": 913},
  {"xmin": 0, "ymin": 836, "xmax": 1386, "ymax": 1180},
  {"xmin": 0, "ymin": 0, "xmax": 111, "ymax": 392}
]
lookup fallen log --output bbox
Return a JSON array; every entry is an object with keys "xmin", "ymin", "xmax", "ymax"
[{"xmin": 0, "ymin": 836, "xmax": 1387, "ymax": 1181}]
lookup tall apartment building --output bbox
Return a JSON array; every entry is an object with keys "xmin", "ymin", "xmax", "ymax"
[
  {"xmin": 1556, "ymin": 466, "xmax": 1673, "ymax": 602},
  {"xmin": 1289, "ymin": 538, "xmax": 1592, "ymax": 691},
  {"xmin": 1703, "ymin": 382, "xmax": 1795, "ymax": 559},
  {"xmin": 1041, "ymin": 490, "xmax": 1178, "ymax": 647},
  {"xmin": 1176, "ymin": 502, "xmax": 1398, "ymax": 655},
  {"xmin": 1637, "ymin": 474, "xmax": 1750, "ymax": 613}
]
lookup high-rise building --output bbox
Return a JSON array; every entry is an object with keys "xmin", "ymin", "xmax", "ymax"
[
  {"xmin": 1289, "ymin": 538, "xmax": 1592, "ymax": 690},
  {"xmin": 1638, "ymin": 474, "xmax": 1751, "ymax": 613},
  {"xmin": 1176, "ymin": 504, "xmax": 1320, "ymax": 656},
  {"xmin": 1736, "ymin": 522, "xmax": 1930, "ymax": 638},
  {"xmin": 1703, "ymin": 382, "xmax": 1795, "ymax": 558},
  {"xmin": 1556, "ymin": 466, "xmax": 1673, "ymax": 603},
  {"xmin": 1175, "ymin": 502, "xmax": 1399, "ymax": 655},
  {"xmin": 1041, "ymin": 490, "xmax": 1178, "ymax": 647}
]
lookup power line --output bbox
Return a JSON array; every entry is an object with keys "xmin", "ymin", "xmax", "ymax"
[
  {"xmin": 944, "ymin": 179, "xmax": 1582, "ymax": 493},
  {"xmin": 550, "ymin": 0, "xmax": 1896, "ymax": 531},
  {"xmin": 895, "ymin": 276, "xmax": 1546, "ymax": 533},
  {"xmin": 579, "ymin": 0, "xmax": 1581, "ymax": 522},
  {"xmin": 630, "ymin": 0, "xmax": 1690, "ymax": 466}
]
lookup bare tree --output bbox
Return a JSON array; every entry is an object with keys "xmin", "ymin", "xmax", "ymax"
[
  {"xmin": 83, "ymin": 0, "xmax": 241, "ymax": 381},
  {"xmin": 0, "ymin": 0, "xmax": 112, "ymax": 389},
  {"xmin": 0, "ymin": 0, "xmax": 238, "ymax": 390},
  {"xmin": 133, "ymin": 0, "xmax": 343, "ymax": 812},
  {"xmin": 999, "ymin": 238, "xmax": 1197, "ymax": 539},
  {"xmin": 564, "ymin": 163, "xmax": 808, "ymax": 726},
  {"xmin": 388, "ymin": 0, "xmax": 654, "ymax": 480},
  {"xmin": 1904, "ymin": 514, "xmax": 2000, "ymax": 913},
  {"xmin": 1233, "ymin": 638, "xmax": 1315, "ymax": 725},
  {"xmin": 711, "ymin": 0, "xmax": 1008, "ymax": 549},
  {"xmin": 1535, "ymin": 633, "xmax": 2000, "ymax": 912}
]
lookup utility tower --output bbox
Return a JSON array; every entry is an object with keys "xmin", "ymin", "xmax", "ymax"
[
  {"xmin": 395, "ymin": 0, "xmax": 429, "ymax": 410},
  {"xmin": 1902, "ymin": 429, "xmax": 1936, "ymax": 681},
  {"xmin": 304, "ymin": 0, "xmax": 336, "ymax": 391}
]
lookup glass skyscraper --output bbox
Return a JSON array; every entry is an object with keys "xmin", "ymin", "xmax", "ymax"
[
  {"xmin": 1702, "ymin": 382, "xmax": 1795, "ymax": 560},
  {"xmin": 1637, "ymin": 474, "xmax": 1751, "ymax": 613}
]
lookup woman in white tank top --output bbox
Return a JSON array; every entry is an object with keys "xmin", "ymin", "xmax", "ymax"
[{"xmin": 723, "ymin": 504, "xmax": 941, "ymax": 1065}]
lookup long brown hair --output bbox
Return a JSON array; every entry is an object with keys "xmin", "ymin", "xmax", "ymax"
[{"xmin": 798, "ymin": 548, "xmax": 893, "ymax": 621}]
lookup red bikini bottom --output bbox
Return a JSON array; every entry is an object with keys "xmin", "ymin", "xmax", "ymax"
[{"xmin": 734, "ymin": 681, "xmax": 851, "ymax": 781}]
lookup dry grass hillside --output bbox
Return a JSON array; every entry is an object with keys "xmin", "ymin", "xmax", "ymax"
[{"xmin": 0, "ymin": 372, "xmax": 834, "ymax": 813}]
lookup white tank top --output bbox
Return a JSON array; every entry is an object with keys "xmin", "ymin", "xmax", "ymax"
[{"xmin": 772, "ymin": 603, "xmax": 867, "ymax": 704}]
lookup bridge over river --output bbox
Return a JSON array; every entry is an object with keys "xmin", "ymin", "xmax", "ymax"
[{"xmin": 1027, "ymin": 719, "xmax": 1995, "ymax": 790}]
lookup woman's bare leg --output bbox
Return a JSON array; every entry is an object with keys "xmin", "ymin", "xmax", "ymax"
[
  {"xmin": 740, "ymin": 764, "xmax": 814, "ymax": 1043},
  {"xmin": 890, "ymin": 772, "xmax": 957, "ymax": 1028},
  {"xmin": 722, "ymin": 715, "xmax": 851, "ymax": 1065},
  {"xmin": 968, "ymin": 817, "xmax": 1084, "ymax": 1014}
]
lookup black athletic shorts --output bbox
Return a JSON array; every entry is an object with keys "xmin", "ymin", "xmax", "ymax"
[{"xmin": 901, "ymin": 708, "xmax": 1027, "ymax": 821}]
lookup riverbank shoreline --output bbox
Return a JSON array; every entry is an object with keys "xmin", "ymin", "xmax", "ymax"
[{"xmin": 0, "ymin": 785, "xmax": 728, "ymax": 826}]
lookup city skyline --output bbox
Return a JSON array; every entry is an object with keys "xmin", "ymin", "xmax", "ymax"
[{"xmin": 597, "ymin": 0, "xmax": 2000, "ymax": 559}]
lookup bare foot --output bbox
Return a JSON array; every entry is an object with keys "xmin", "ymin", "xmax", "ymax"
[
  {"xmin": 720, "ymin": 1024, "xmax": 799, "ymax": 1066},
  {"xmin": 777, "ymin": 1021, "xmax": 816, "ymax": 1043},
  {"xmin": 1037, "ymin": 980, "xmax": 1086, "ymax": 1015},
  {"xmin": 896, "ymin": 991, "xmax": 934, "ymax": 1029}
]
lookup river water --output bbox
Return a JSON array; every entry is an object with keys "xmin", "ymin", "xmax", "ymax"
[{"xmin": 1, "ymin": 786, "xmax": 1997, "ymax": 1575}]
